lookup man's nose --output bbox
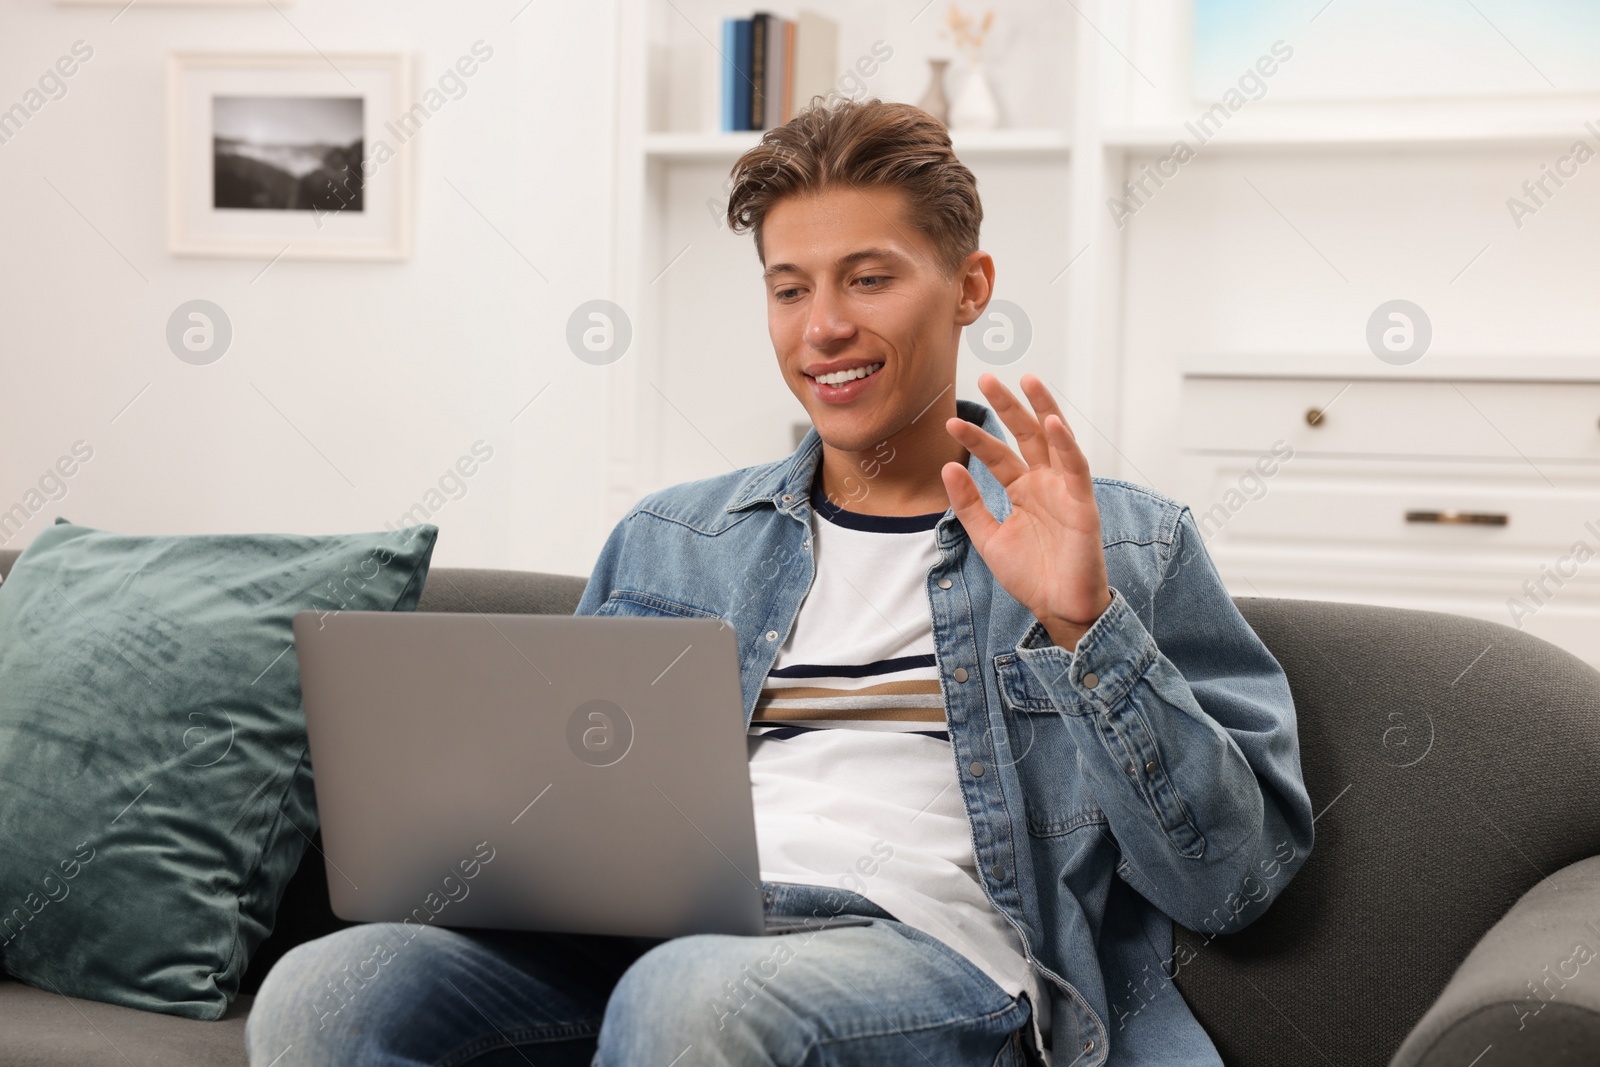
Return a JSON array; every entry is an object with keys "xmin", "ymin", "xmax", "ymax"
[{"xmin": 805, "ymin": 285, "xmax": 856, "ymax": 349}]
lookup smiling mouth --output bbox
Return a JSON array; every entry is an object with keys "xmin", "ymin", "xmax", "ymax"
[{"xmin": 807, "ymin": 362, "xmax": 884, "ymax": 386}]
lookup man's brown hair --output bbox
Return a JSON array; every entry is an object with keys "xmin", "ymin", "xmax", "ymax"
[{"xmin": 725, "ymin": 98, "xmax": 982, "ymax": 278}]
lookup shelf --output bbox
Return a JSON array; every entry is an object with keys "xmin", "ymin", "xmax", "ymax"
[
  {"xmin": 642, "ymin": 127, "xmax": 1071, "ymax": 161},
  {"xmin": 1105, "ymin": 125, "xmax": 1594, "ymax": 153},
  {"xmin": 1179, "ymin": 354, "xmax": 1600, "ymax": 382},
  {"xmin": 1104, "ymin": 100, "xmax": 1600, "ymax": 153}
]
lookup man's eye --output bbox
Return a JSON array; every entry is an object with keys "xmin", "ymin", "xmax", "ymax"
[
  {"xmin": 857, "ymin": 276, "xmax": 887, "ymax": 289},
  {"xmin": 775, "ymin": 287, "xmax": 801, "ymax": 301}
]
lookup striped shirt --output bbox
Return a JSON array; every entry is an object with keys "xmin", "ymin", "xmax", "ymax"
[
  {"xmin": 750, "ymin": 475, "xmax": 951, "ymax": 742},
  {"xmin": 747, "ymin": 471, "xmax": 1051, "ymax": 1060}
]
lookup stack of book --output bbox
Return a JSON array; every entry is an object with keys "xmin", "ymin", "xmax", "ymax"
[{"xmin": 720, "ymin": 11, "xmax": 838, "ymax": 131}]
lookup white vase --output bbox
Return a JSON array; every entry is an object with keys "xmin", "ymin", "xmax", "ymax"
[{"xmin": 950, "ymin": 62, "xmax": 1001, "ymax": 130}]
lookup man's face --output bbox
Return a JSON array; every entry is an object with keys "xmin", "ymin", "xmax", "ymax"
[{"xmin": 760, "ymin": 184, "xmax": 984, "ymax": 453}]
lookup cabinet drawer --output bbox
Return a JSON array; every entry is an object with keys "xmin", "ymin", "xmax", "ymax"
[
  {"xmin": 1179, "ymin": 456, "xmax": 1600, "ymax": 558},
  {"xmin": 1182, "ymin": 377, "xmax": 1600, "ymax": 462}
]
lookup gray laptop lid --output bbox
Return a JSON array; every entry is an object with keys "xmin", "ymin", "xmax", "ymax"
[{"xmin": 293, "ymin": 610, "xmax": 766, "ymax": 938}]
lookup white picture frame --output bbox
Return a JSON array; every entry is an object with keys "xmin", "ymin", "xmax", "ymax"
[{"xmin": 167, "ymin": 51, "xmax": 412, "ymax": 260}]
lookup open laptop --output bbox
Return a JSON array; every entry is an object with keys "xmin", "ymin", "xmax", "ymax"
[{"xmin": 292, "ymin": 610, "xmax": 873, "ymax": 938}]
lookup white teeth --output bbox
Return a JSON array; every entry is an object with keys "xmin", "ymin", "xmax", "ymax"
[{"xmin": 814, "ymin": 362, "xmax": 883, "ymax": 386}]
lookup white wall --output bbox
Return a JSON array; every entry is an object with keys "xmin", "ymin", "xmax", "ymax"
[{"xmin": 0, "ymin": 0, "xmax": 622, "ymax": 575}]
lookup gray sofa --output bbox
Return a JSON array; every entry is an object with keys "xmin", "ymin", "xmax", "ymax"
[{"xmin": 0, "ymin": 548, "xmax": 1595, "ymax": 1066}]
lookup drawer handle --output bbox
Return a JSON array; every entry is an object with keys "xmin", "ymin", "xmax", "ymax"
[
  {"xmin": 1305, "ymin": 407, "xmax": 1325, "ymax": 427},
  {"xmin": 1404, "ymin": 510, "xmax": 1508, "ymax": 527}
]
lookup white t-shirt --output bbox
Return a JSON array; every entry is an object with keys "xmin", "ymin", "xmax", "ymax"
[{"xmin": 748, "ymin": 480, "xmax": 1052, "ymax": 1062}]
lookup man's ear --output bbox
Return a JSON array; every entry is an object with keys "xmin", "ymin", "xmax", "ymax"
[{"xmin": 953, "ymin": 250, "xmax": 996, "ymax": 328}]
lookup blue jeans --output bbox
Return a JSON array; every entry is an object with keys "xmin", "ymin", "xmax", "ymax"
[{"xmin": 245, "ymin": 880, "xmax": 1039, "ymax": 1066}]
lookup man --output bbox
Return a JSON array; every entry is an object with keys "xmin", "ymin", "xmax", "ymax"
[{"xmin": 247, "ymin": 99, "xmax": 1313, "ymax": 1067}]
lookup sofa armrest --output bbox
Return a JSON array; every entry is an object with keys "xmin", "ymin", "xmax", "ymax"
[{"xmin": 1389, "ymin": 854, "xmax": 1600, "ymax": 1066}]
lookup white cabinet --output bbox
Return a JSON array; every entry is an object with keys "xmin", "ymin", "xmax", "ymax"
[{"xmin": 1179, "ymin": 356, "xmax": 1600, "ymax": 668}]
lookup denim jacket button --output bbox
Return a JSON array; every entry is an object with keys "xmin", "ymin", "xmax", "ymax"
[
  {"xmin": 991, "ymin": 864, "xmax": 1005, "ymax": 879},
  {"xmin": 1082, "ymin": 671, "xmax": 1099, "ymax": 689},
  {"xmin": 969, "ymin": 761, "xmax": 985, "ymax": 777},
  {"xmin": 765, "ymin": 630, "xmax": 778, "ymax": 641},
  {"xmin": 937, "ymin": 577, "xmax": 953, "ymax": 589},
  {"xmin": 1144, "ymin": 760, "xmax": 1156, "ymax": 774},
  {"xmin": 781, "ymin": 494, "xmax": 793, "ymax": 503},
  {"xmin": 953, "ymin": 667, "xmax": 969, "ymax": 682}
]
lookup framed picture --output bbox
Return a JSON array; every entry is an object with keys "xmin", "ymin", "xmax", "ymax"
[{"xmin": 167, "ymin": 52, "xmax": 412, "ymax": 260}]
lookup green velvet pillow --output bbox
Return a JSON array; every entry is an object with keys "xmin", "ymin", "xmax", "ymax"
[{"xmin": 0, "ymin": 519, "xmax": 439, "ymax": 1019}]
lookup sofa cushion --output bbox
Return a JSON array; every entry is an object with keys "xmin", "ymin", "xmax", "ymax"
[
  {"xmin": 1388, "ymin": 854, "xmax": 1600, "ymax": 1066},
  {"xmin": 0, "ymin": 521, "xmax": 437, "ymax": 1021},
  {"xmin": 0, "ymin": 979, "xmax": 249, "ymax": 1066},
  {"xmin": 413, "ymin": 565, "xmax": 590, "ymax": 616}
]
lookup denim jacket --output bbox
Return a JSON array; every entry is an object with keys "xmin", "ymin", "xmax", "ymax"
[{"xmin": 574, "ymin": 397, "xmax": 1315, "ymax": 1065}]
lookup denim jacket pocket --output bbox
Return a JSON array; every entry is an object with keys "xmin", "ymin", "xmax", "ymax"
[
  {"xmin": 593, "ymin": 589, "xmax": 724, "ymax": 621},
  {"xmin": 993, "ymin": 654, "xmax": 1097, "ymax": 837}
]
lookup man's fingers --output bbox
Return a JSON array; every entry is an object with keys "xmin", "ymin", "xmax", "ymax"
[
  {"xmin": 946, "ymin": 417, "xmax": 1026, "ymax": 485},
  {"xmin": 977, "ymin": 373, "xmax": 1051, "ymax": 470},
  {"xmin": 940, "ymin": 461, "xmax": 1000, "ymax": 548},
  {"xmin": 1042, "ymin": 411, "xmax": 1091, "ymax": 481},
  {"xmin": 1021, "ymin": 376, "xmax": 1090, "ymax": 479},
  {"xmin": 1019, "ymin": 374, "xmax": 1067, "ymax": 428}
]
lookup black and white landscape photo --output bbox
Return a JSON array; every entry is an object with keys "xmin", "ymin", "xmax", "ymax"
[{"xmin": 212, "ymin": 95, "xmax": 365, "ymax": 212}]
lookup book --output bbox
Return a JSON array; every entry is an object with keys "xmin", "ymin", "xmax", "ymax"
[
  {"xmin": 732, "ymin": 18, "xmax": 753, "ymax": 132},
  {"xmin": 750, "ymin": 13, "xmax": 771, "ymax": 129},
  {"xmin": 722, "ymin": 9, "xmax": 834, "ymax": 129},
  {"xmin": 781, "ymin": 18, "xmax": 796, "ymax": 122},
  {"xmin": 792, "ymin": 10, "xmax": 838, "ymax": 114},
  {"xmin": 721, "ymin": 18, "xmax": 737, "ymax": 132},
  {"xmin": 764, "ymin": 16, "xmax": 789, "ymax": 130}
]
